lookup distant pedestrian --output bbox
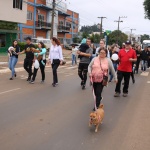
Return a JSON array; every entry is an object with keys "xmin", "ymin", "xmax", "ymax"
[
  {"xmin": 109, "ymin": 44, "xmax": 118, "ymax": 82},
  {"xmin": 141, "ymin": 46, "xmax": 149, "ymax": 72},
  {"xmin": 77, "ymin": 38, "xmax": 93, "ymax": 89},
  {"xmin": 135, "ymin": 45, "xmax": 142, "ymax": 74},
  {"xmin": 30, "ymin": 42, "xmax": 47, "ymax": 84},
  {"xmin": 147, "ymin": 46, "xmax": 150, "ymax": 68},
  {"xmin": 71, "ymin": 45, "xmax": 77, "ymax": 66},
  {"xmin": 114, "ymin": 40, "xmax": 137, "ymax": 97},
  {"xmin": 19, "ymin": 37, "xmax": 35, "ymax": 81},
  {"xmin": 88, "ymin": 47, "xmax": 117, "ymax": 110},
  {"xmin": 48, "ymin": 37, "xmax": 63, "ymax": 87},
  {"xmin": 8, "ymin": 40, "xmax": 20, "ymax": 80},
  {"xmin": 96, "ymin": 39, "xmax": 110, "ymax": 58},
  {"xmin": 90, "ymin": 44, "xmax": 96, "ymax": 61}
]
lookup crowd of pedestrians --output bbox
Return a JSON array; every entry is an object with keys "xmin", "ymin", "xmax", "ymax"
[{"xmin": 7, "ymin": 37, "xmax": 150, "ymax": 111}]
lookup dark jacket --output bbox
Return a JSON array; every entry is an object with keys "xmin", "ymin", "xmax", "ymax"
[{"xmin": 141, "ymin": 50, "xmax": 149, "ymax": 61}]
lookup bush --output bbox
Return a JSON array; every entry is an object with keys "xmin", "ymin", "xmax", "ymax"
[{"xmin": 18, "ymin": 42, "xmax": 38, "ymax": 51}]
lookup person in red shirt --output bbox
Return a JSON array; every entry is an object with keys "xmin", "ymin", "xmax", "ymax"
[{"xmin": 114, "ymin": 41, "xmax": 137, "ymax": 97}]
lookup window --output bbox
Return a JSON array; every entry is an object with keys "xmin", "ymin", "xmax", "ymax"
[
  {"xmin": 66, "ymin": 22, "xmax": 71, "ymax": 28},
  {"xmin": 59, "ymin": 21, "xmax": 64, "ymax": 26},
  {"xmin": 0, "ymin": 34, "xmax": 6, "ymax": 48},
  {"xmin": 13, "ymin": 0, "xmax": 23, "ymax": 10},
  {"xmin": 38, "ymin": 14, "xmax": 44, "ymax": 22},
  {"xmin": 27, "ymin": 11, "xmax": 33, "ymax": 20}
]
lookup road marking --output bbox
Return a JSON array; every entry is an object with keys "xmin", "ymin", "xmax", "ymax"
[
  {"xmin": 141, "ymin": 72, "xmax": 149, "ymax": 76},
  {"xmin": 147, "ymin": 81, "xmax": 150, "ymax": 83},
  {"xmin": 0, "ymin": 88, "xmax": 21, "ymax": 95}
]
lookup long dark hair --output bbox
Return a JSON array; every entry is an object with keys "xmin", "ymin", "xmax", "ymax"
[
  {"xmin": 39, "ymin": 42, "xmax": 45, "ymax": 48},
  {"xmin": 52, "ymin": 37, "xmax": 61, "ymax": 46},
  {"xmin": 12, "ymin": 40, "xmax": 18, "ymax": 47}
]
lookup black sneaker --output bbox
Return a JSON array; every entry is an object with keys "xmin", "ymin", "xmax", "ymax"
[
  {"xmin": 123, "ymin": 93, "xmax": 128, "ymax": 97},
  {"xmin": 132, "ymin": 79, "xmax": 135, "ymax": 84},
  {"xmin": 81, "ymin": 80, "xmax": 84, "ymax": 86},
  {"xmin": 14, "ymin": 73, "xmax": 17, "ymax": 77},
  {"xmin": 9, "ymin": 77, "xmax": 13, "ymax": 80},
  {"xmin": 27, "ymin": 77, "xmax": 31, "ymax": 81},
  {"xmin": 29, "ymin": 80, "xmax": 34, "ymax": 84},
  {"xmin": 52, "ymin": 83, "xmax": 56, "ymax": 87},
  {"xmin": 82, "ymin": 84, "xmax": 85, "ymax": 90}
]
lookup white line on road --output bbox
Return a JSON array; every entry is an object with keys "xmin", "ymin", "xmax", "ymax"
[
  {"xmin": 140, "ymin": 72, "xmax": 149, "ymax": 76},
  {"xmin": 0, "ymin": 88, "xmax": 21, "ymax": 95}
]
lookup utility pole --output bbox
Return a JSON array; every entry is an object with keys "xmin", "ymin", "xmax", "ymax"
[
  {"xmin": 50, "ymin": 0, "xmax": 56, "ymax": 39},
  {"xmin": 114, "ymin": 16, "xmax": 127, "ymax": 44},
  {"xmin": 97, "ymin": 17, "xmax": 106, "ymax": 37},
  {"xmin": 130, "ymin": 29, "xmax": 136, "ymax": 41}
]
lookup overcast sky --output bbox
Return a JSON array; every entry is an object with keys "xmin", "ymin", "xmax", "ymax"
[{"xmin": 67, "ymin": 0, "xmax": 150, "ymax": 35}]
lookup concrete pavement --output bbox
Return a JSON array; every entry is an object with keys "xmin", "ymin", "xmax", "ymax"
[{"xmin": 0, "ymin": 64, "xmax": 150, "ymax": 150}]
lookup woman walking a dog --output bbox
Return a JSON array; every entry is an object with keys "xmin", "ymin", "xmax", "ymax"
[
  {"xmin": 88, "ymin": 47, "xmax": 117, "ymax": 111},
  {"xmin": 48, "ymin": 37, "xmax": 64, "ymax": 87}
]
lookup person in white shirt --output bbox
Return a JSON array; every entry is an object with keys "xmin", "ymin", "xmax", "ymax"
[
  {"xmin": 71, "ymin": 45, "xmax": 77, "ymax": 66},
  {"xmin": 96, "ymin": 39, "xmax": 110, "ymax": 58},
  {"xmin": 48, "ymin": 37, "xmax": 63, "ymax": 87}
]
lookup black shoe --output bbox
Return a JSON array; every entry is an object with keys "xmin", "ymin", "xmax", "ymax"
[
  {"xmin": 9, "ymin": 77, "xmax": 13, "ymax": 80},
  {"xmin": 29, "ymin": 80, "xmax": 34, "ymax": 84},
  {"xmin": 14, "ymin": 73, "xmax": 17, "ymax": 77},
  {"xmin": 81, "ymin": 80, "xmax": 84, "ymax": 86},
  {"xmin": 52, "ymin": 83, "xmax": 56, "ymax": 87},
  {"xmin": 27, "ymin": 77, "xmax": 31, "ymax": 81},
  {"xmin": 132, "ymin": 79, "xmax": 135, "ymax": 84},
  {"xmin": 82, "ymin": 84, "xmax": 85, "ymax": 90}
]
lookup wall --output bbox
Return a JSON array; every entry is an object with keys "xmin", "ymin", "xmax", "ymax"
[
  {"xmin": 0, "ymin": 0, "xmax": 27, "ymax": 24},
  {"xmin": 0, "ymin": 33, "xmax": 16, "ymax": 52}
]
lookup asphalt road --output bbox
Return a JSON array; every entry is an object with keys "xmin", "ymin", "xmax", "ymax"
[{"xmin": 0, "ymin": 65, "xmax": 150, "ymax": 150}]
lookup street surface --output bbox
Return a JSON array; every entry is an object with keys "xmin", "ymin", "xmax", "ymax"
[{"xmin": 0, "ymin": 57, "xmax": 150, "ymax": 150}]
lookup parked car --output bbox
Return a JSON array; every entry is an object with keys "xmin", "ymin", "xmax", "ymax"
[{"xmin": 31, "ymin": 38, "xmax": 51, "ymax": 50}]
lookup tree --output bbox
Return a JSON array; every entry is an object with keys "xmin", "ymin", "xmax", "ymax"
[
  {"xmin": 140, "ymin": 34, "xmax": 150, "ymax": 42},
  {"xmin": 108, "ymin": 30, "xmax": 128, "ymax": 46},
  {"xmin": 82, "ymin": 32, "xmax": 89, "ymax": 38},
  {"xmin": 143, "ymin": 0, "xmax": 150, "ymax": 20},
  {"xmin": 80, "ymin": 24, "xmax": 100, "ymax": 34}
]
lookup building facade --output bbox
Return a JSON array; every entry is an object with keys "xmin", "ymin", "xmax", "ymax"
[
  {"xmin": 0, "ymin": 0, "xmax": 27, "ymax": 52},
  {"xmin": 18, "ymin": 0, "xmax": 79, "ymax": 44}
]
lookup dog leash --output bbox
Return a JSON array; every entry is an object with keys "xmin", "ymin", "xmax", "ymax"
[{"xmin": 90, "ymin": 77, "xmax": 98, "ymax": 111}]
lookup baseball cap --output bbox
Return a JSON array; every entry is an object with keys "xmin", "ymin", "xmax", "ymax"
[{"xmin": 125, "ymin": 40, "xmax": 131, "ymax": 45}]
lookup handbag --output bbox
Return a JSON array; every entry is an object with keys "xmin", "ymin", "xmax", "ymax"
[{"xmin": 100, "ymin": 59, "xmax": 108, "ymax": 86}]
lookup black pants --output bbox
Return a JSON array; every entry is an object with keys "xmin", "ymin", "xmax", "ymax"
[
  {"xmin": 32, "ymin": 60, "xmax": 46, "ymax": 81},
  {"xmin": 136, "ymin": 59, "xmax": 140, "ymax": 73},
  {"xmin": 52, "ymin": 59, "xmax": 60, "ymax": 84},
  {"xmin": 130, "ymin": 71, "xmax": 135, "ymax": 82},
  {"xmin": 24, "ymin": 58, "xmax": 33, "ymax": 78},
  {"xmin": 115, "ymin": 71, "xmax": 131, "ymax": 94},
  {"xmin": 78, "ymin": 63, "xmax": 89, "ymax": 85},
  {"xmin": 93, "ymin": 82, "xmax": 103, "ymax": 108}
]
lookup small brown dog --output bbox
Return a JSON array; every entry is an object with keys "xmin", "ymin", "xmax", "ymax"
[{"xmin": 89, "ymin": 104, "xmax": 104, "ymax": 133}]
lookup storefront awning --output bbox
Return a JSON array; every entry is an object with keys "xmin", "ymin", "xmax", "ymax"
[{"xmin": 0, "ymin": 29, "xmax": 21, "ymax": 33}]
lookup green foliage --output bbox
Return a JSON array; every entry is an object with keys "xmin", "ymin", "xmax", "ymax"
[
  {"xmin": 73, "ymin": 36, "xmax": 81, "ymax": 43},
  {"xmin": 18, "ymin": 42, "xmax": 38, "ymax": 51},
  {"xmin": 143, "ymin": 0, "xmax": 150, "ymax": 20},
  {"xmin": 0, "ymin": 21, "xmax": 18, "ymax": 30},
  {"xmin": 140, "ymin": 34, "xmax": 150, "ymax": 42},
  {"xmin": 89, "ymin": 33, "xmax": 100, "ymax": 43},
  {"xmin": 80, "ymin": 24, "xmax": 100, "ymax": 34},
  {"xmin": 82, "ymin": 32, "xmax": 89, "ymax": 38},
  {"xmin": 108, "ymin": 30, "xmax": 128, "ymax": 46}
]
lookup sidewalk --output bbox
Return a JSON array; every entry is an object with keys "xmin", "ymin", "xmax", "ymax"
[{"xmin": 0, "ymin": 49, "xmax": 72, "ymax": 73}]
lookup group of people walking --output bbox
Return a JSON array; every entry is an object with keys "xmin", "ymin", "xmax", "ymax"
[
  {"xmin": 8, "ymin": 37, "xmax": 63, "ymax": 87},
  {"xmin": 8, "ymin": 36, "xmax": 150, "ymax": 111}
]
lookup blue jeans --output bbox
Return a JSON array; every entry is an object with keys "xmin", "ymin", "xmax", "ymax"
[
  {"xmin": 110, "ymin": 62, "xmax": 117, "ymax": 81},
  {"xmin": 141, "ymin": 60, "xmax": 148, "ymax": 71},
  {"xmin": 72, "ymin": 54, "xmax": 77, "ymax": 65},
  {"xmin": 9, "ymin": 56, "xmax": 18, "ymax": 77}
]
